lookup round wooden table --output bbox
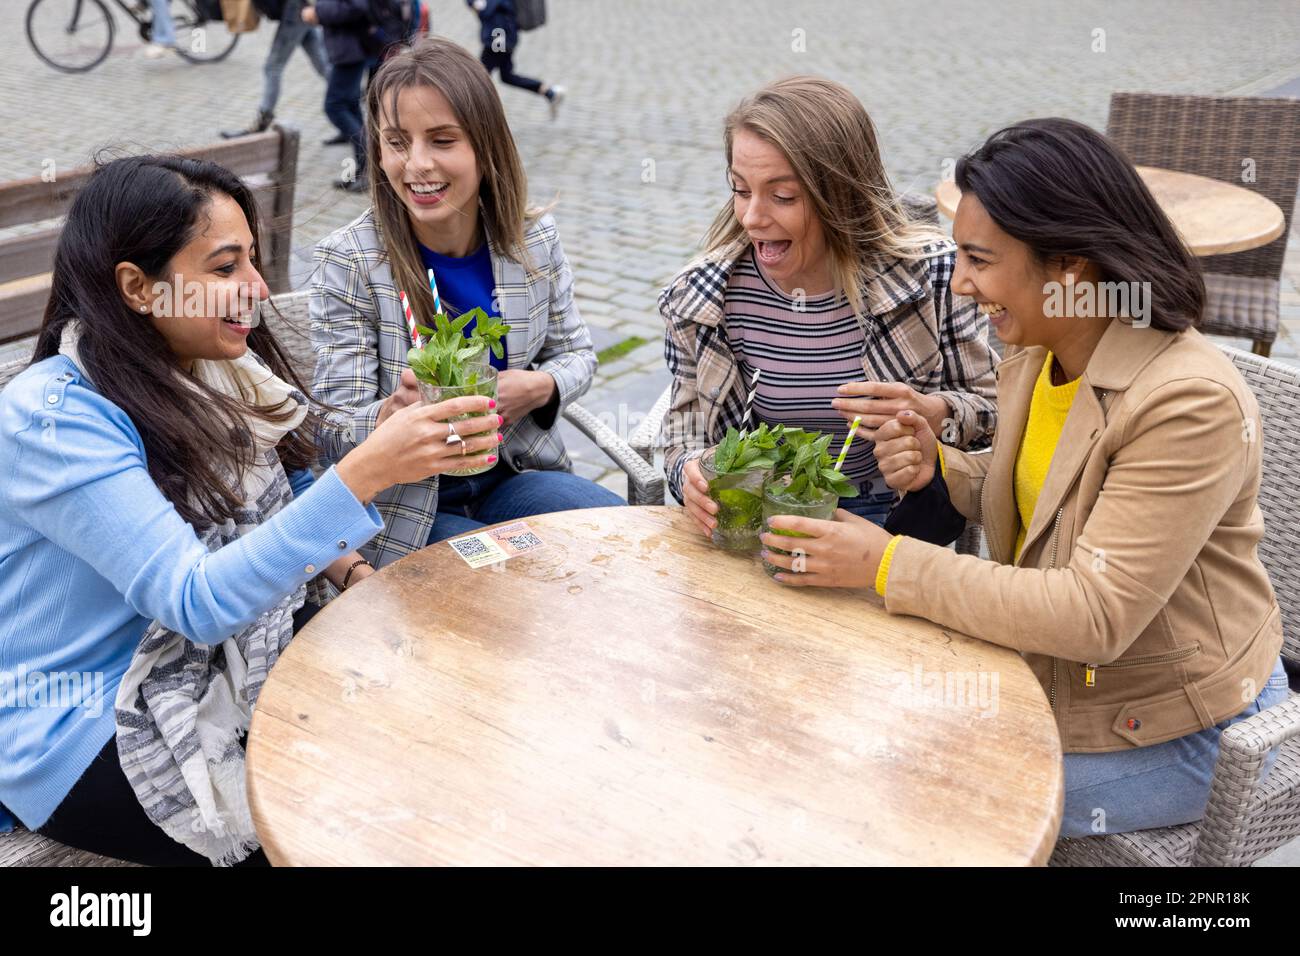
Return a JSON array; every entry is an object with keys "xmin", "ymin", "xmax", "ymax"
[
  {"xmin": 247, "ymin": 506, "xmax": 1063, "ymax": 866},
  {"xmin": 935, "ymin": 166, "xmax": 1285, "ymax": 256}
]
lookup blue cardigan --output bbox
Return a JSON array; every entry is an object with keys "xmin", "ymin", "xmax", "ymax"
[{"xmin": 0, "ymin": 356, "xmax": 384, "ymax": 832}]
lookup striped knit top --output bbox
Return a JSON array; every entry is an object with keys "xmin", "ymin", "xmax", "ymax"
[{"xmin": 722, "ymin": 247, "xmax": 892, "ymax": 514}]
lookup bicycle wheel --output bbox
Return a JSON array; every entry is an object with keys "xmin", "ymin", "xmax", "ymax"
[
  {"xmin": 171, "ymin": 0, "xmax": 239, "ymax": 63},
  {"xmin": 26, "ymin": 0, "xmax": 115, "ymax": 74}
]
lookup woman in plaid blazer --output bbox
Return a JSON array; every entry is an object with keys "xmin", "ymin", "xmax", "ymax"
[
  {"xmin": 311, "ymin": 37, "xmax": 621, "ymax": 568},
  {"xmin": 662, "ymin": 77, "xmax": 999, "ymax": 537}
]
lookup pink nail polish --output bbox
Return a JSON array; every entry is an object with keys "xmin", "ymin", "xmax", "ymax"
[
  {"xmin": 496, "ymin": 433, "xmax": 503, "ymax": 442},
  {"xmin": 488, "ymin": 399, "xmax": 497, "ymax": 409},
  {"xmin": 497, "ymin": 414, "xmax": 504, "ymax": 426},
  {"xmin": 487, "ymin": 455, "xmax": 498, "ymax": 464}
]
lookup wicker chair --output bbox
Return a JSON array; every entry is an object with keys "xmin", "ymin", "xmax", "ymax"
[
  {"xmin": 1105, "ymin": 92, "xmax": 1300, "ymax": 357},
  {"xmin": 1050, "ymin": 346, "xmax": 1300, "ymax": 866}
]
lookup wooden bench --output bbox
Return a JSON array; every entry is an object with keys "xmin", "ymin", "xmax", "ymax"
[{"xmin": 0, "ymin": 124, "xmax": 300, "ymax": 346}]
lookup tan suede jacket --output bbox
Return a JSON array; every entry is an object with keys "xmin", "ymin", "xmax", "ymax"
[{"xmin": 882, "ymin": 319, "xmax": 1283, "ymax": 752}]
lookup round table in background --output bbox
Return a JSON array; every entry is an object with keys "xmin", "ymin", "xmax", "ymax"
[
  {"xmin": 247, "ymin": 506, "xmax": 1063, "ymax": 866},
  {"xmin": 935, "ymin": 166, "xmax": 1285, "ymax": 256}
]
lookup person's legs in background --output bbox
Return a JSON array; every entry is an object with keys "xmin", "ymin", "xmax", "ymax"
[
  {"xmin": 480, "ymin": 46, "xmax": 565, "ymax": 119},
  {"xmin": 325, "ymin": 60, "xmax": 367, "ymax": 191},
  {"xmin": 219, "ymin": 21, "xmax": 300, "ymax": 138},
  {"xmin": 301, "ymin": 25, "xmax": 330, "ymax": 80},
  {"xmin": 1058, "ymin": 657, "xmax": 1291, "ymax": 838},
  {"xmin": 222, "ymin": 10, "xmax": 332, "ymax": 139},
  {"xmin": 144, "ymin": 0, "xmax": 177, "ymax": 57},
  {"xmin": 259, "ymin": 20, "xmax": 315, "ymax": 117}
]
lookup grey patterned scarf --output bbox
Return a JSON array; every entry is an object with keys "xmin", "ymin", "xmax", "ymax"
[{"xmin": 61, "ymin": 324, "xmax": 309, "ymax": 865}]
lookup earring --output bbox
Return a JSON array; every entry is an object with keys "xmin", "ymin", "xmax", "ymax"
[{"xmin": 139, "ymin": 305, "xmax": 148, "ymax": 313}]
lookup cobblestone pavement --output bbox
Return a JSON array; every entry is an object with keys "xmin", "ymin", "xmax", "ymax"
[
  {"xmin": 4, "ymin": 0, "xmax": 1300, "ymax": 495},
  {"xmin": 4, "ymin": 0, "xmax": 1300, "ymax": 864}
]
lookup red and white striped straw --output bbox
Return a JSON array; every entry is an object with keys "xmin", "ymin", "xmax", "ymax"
[{"xmin": 399, "ymin": 290, "xmax": 423, "ymax": 348}]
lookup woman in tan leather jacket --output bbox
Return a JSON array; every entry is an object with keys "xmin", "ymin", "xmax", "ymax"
[{"xmin": 758, "ymin": 118, "xmax": 1289, "ymax": 838}]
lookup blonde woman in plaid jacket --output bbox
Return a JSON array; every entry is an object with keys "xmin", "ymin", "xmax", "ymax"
[
  {"xmin": 311, "ymin": 38, "xmax": 621, "ymax": 568},
  {"xmin": 664, "ymin": 76, "xmax": 998, "ymax": 536}
]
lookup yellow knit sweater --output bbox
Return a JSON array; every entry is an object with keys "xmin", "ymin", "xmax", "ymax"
[
  {"xmin": 1013, "ymin": 353, "xmax": 1081, "ymax": 562},
  {"xmin": 875, "ymin": 353, "xmax": 1080, "ymax": 595}
]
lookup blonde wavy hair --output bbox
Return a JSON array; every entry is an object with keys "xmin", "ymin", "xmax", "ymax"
[
  {"xmin": 364, "ymin": 37, "xmax": 547, "ymax": 322},
  {"xmin": 700, "ymin": 75, "xmax": 946, "ymax": 318}
]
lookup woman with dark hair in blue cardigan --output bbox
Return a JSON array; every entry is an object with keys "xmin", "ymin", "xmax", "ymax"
[{"xmin": 0, "ymin": 153, "xmax": 500, "ymax": 865}]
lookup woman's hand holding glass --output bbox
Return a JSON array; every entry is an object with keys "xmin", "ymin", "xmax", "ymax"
[
  {"xmin": 681, "ymin": 454, "xmax": 719, "ymax": 538},
  {"xmin": 337, "ymin": 395, "xmax": 502, "ymax": 504},
  {"xmin": 759, "ymin": 509, "xmax": 893, "ymax": 588}
]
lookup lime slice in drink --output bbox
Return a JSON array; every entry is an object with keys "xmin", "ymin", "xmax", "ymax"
[{"xmin": 713, "ymin": 488, "xmax": 763, "ymax": 529}]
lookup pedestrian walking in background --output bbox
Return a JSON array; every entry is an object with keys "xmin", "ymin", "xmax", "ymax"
[
  {"xmin": 142, "ymin": 0, "xmax": 178, "ymax": 57},
  {"xmin": 467, "ymin": 0, "xmax": 564, "ymax": 119},
  {"xmin": 302, "ymin": 0, "xmax": 378, "ymax": 191},
  {"xmin": 221, "ymin": 0, "xmax": 331, "ymax": 139}
]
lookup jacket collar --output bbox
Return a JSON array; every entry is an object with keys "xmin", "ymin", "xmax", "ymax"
[{"xmin": 983, "ymin": 320, "xmax": 1179, "ymax": 563}]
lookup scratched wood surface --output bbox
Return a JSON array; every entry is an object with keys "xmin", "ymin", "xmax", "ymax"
[
  {"xmin": 246, "ymin": 506, "xmax": 1062, "ymax": 866},
  {"xmin": 937, "ymin": 166, "xmax": 1285, "ymax": 256}
]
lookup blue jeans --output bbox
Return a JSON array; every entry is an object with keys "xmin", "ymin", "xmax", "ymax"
[
  {"xmin": 1059, "ymin": 656, "xmax": 1290, "ymax": 838},
  {"xmin": 150, "ymin": 0, "xmax": 176, "ymax": 45},
  {"xmin": 840, "ymin": 492, "xmax": 892, "ymax": 526},
  {"xmin": 426, "ymin": 463, "xmax": 626, "ymax": 544},
  {"xmin": 260, "ymin": 15, "xmax": 328, "ymax": 115}
]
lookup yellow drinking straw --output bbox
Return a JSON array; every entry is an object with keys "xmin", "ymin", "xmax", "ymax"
[{"xmin": 834, "ymin": 416, "xmax": 862, "ymax": 471}]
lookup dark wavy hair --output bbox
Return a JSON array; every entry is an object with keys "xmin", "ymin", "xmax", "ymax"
[
  {"xmin": 955, "ymin": 117, "xmax": 1205, "ymax": 333},
  {"xmin": 33, "ymin": 153, "xmax": 321, "ymax": 528}
]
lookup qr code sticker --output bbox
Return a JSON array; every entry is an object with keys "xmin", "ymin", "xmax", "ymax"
[
  {"xmin": 451, "ymin": 536, "xmax": 492, "ymax": 559},
  {"xmin": 507, "ymin": 532, "xmax": 543, "ymax": 550}
]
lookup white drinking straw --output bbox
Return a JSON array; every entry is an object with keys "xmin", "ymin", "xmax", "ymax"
[{"xmin": 743, "ymin": 366, "xmax": 761, "ymax": 428}]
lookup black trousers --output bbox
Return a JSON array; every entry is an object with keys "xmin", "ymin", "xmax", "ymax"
[
  {"xmin": 480, "ymin": 46, "xmax": 543, "ymax": 94},
  {"xmin": 32, "ymin": 600, "xmax": 323, "ymax": 866}
]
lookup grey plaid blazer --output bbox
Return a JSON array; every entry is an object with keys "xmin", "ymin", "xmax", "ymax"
[
  {"xmin": 310, "ymin": 209, "xmax": 596, "ymax": 567},
  {"xmin": 659, "ymin": 240, "xmax": 999, "ymax": 502}
]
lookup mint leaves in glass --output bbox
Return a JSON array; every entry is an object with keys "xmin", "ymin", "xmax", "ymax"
[
  {"xmin": 761, "ymin": 430, "xmax": 858, "ymax": 577},
  {"xmin": 407, "ymin": 308, "xmax": 509, "ymax": 478},
  {"xmin": 699, "ymin": 423, "xmax": 784, "ymax": 551},
  {"xmin": 406, "ymin": 308, "xmax": 509, "ymax": 389}
]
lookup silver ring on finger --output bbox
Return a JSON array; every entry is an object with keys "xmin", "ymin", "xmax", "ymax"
[{"xmin": 445, "ymin": 422, "xmax": 462, "ymax": 447}]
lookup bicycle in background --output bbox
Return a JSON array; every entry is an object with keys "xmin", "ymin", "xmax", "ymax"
[{"xmin": 26, "ymin": 0, "xmax": 241, "ymax": 73}]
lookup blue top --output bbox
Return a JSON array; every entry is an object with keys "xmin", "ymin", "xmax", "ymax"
[
  {"xmin": 418, "ymin": 241, "xmax": 508, "ymax": 371},
  {"xmin": 0, "ymin": 356, "xmax": 384, "ymax": 832}
]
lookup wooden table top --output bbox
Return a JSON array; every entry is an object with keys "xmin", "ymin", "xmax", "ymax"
[
  {"xmin": 247, "ymin": 506, "xmax": 1063, "ymax": 866},
  {"xmin": 935, "ymin": 165, "xmax": 1285, "ymax": 256}
]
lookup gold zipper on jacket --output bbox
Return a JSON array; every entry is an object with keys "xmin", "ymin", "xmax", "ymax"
[
  {"xmin": 1082, "ymin": 643, "xmax": 1201, "ymax": 687},
  {"xmin": 1045, "ymin": 506, "xmax": 1064, "ymax": 712}
]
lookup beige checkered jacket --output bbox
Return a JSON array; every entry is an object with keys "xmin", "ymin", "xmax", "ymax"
[
  {"xmin": 659, "ymin": 241, "xmax": 998, "ymax": 502},
  {"xmin": 310, "ymin": 209, "xmax": 595, "ymax": 567}
]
